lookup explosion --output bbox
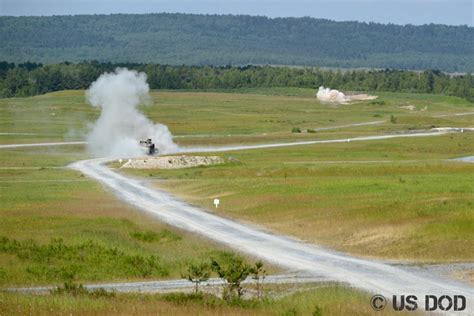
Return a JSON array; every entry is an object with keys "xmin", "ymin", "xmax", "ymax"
[{"xmin": 86, "ymin": 68, "xmax": 177, "ymax": 157}]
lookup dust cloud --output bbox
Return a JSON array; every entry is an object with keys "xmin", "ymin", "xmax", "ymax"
[{"xmin": 86, "ymin": 68, "xmax": 178, "ymax": 157}]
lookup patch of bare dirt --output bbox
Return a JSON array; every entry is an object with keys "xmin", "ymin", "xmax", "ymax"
[
  {"xmin": 121, "ymin": 155, "xmax": 224, "ymax": 169},
  {"xmin": 346, "ymin": 94, "xmax": 378, "ymax": 102}
]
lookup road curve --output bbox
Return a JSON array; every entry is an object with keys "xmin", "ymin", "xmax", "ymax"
[
  {"xmin": 11, "ymin": 274, "xmax": 331, "ymax": 294},
  {"xmin": 455, "ymin": 156, "xmax": 474, "ymax": 163},
  {"xmin": 70, "ymin": 131, "xmax": 473, "ymax": 313},
  {"xmin": 178, "ymin": 131, "xmax": 446, "ymax": 153},
  {"xmin": 173, "ymin": 120, "xmax": 386, "ymax": 138}
]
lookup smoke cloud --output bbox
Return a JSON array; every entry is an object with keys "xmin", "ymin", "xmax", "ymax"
[
  {"xmin": 316, "ymin": 86, "xmax": 348, "ymax": 104},
  {"xmin": 86, "ymin": 68, "xmax": 178, "ymax": 157}
]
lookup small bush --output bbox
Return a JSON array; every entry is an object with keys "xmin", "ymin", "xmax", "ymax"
[
  {"xmin": 182, "ymin": 261, "xmax": 211, "ymax": 293},
  {"xmin": 306, "ymin": 129, "xmax": 317, "ymax": 133},
  {"xmin": 313, "ymin": 306, "xmax": 323, "ymax": 316},
  {"xmin": 211, "ymin": 253, "xmax": 252, "ymax": 300},
  {"xmin": 292, "ymin": 127, "xmax": 302, "ymax": 133},
  {"xmin": 51, "ymin": 281, "xmax": 116, "ymax": 298},
  {"xmin": 390, "ymin": 115, "xmax": 397, "ymax": 124},
  {"xmin": 51, "ymin": 281, "xmax": 88, "ymax": 296}
]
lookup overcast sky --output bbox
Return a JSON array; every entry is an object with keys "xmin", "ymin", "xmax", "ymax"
[{"xmin": 0, "ymin": 0, "xmax": 472, "ymax": 26}]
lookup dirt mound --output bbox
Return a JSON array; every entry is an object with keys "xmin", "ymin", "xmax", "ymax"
[{"xmin": 121, "ymin": 155, "xmax": 224, "ymax": 169}]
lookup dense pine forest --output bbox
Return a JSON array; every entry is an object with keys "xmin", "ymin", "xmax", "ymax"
[
  {"xmin": 0, "ymin": 13, "xmax": 472, "ymax": 72},
  {"xmin": 1, "ymin": 62, "xmax": 473, "ymax": 101}
]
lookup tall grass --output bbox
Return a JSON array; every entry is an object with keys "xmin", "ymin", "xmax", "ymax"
[{"xmin": 0, "ymin": 237, "xmax": 168, "ymax": 282}]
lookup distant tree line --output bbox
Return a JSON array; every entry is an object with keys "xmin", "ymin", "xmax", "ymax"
[
  {"xmin": 1, "ymin": 13, "xmax": 473, "ymax": 72},
  {"xmin": 0, "ymin": 61, "xmax": 473, "ymax": 101}
]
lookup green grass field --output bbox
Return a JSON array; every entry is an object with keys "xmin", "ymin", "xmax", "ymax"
[
  {"xmin": 0, "ymin": 147, "xmax": 235, "ymax": 287},
  {"xmin": 0, "ymin": 88, "xmax": 472, "ymax": 314},
  {"xmin": 141, "ymin": 134, "xmax": 474, "ymax": 262},
  {"xmin": 0, "ymin": 284, "xmax": 418, "ymax": 316}
]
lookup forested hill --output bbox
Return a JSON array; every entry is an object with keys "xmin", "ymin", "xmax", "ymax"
[{"xmin": 0, "ymin": 13, "xmax": 473, "ymax": 72}]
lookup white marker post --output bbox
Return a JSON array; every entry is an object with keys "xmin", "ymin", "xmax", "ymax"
[{"xmin": 213, "ymin": 198, "xmax": 220, "ymax": 208}]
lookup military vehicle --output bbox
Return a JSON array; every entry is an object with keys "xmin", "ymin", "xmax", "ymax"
[{"xmin": 139, "ymin": 138, "xmax": 156, "ymax": 155}]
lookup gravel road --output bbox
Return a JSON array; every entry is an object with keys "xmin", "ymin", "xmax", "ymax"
[{"xmin": 69, "ymin": 130, "xmax": 474, "ymax": 313}]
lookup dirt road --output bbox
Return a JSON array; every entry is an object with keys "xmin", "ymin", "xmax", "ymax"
[
  {"xmin": 69, "ymin": 130, "xmax": 474, "ymax": 313},
  {"xmin": 0, "ymin": 141, "xmax": 86, "ymax": 149},
  {"xmin": 2, "ymin": 130, "xmax": 473, "ymax": 312}
]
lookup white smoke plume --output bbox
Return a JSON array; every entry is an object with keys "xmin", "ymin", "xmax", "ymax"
[
  {"xmin": 316, "ymin": 86, "xmax": 348, "ymax": 104},
  {"xmin": 86, "ymin": 68, "xmax": 178, "ymax": 157}
]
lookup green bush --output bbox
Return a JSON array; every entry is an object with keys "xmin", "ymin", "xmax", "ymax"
[
  {"xmin": 369, "ymin": 100, "xmax": 386, "ymax": 105},
  {"xmin": 51, "ymin": 281, "xmax": 116, "ymax": 298},
  {"xmin": 313, "ymin": 306, "xmax": 323, "ymax": 316},
  {"xmin": 50, "ymin": 281, "xmax": 89, "ymax": 296},
  {"xmin": 292, "ymin": 127, "xmax": 302, "ymax": 133}
]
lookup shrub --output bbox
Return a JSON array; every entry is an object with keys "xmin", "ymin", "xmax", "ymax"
[
  {"xmin": 51, "ymin": 281, "xmax": 88, "ymax": 296},
  {"xmin": 211, "ymin": 253, "xmax": 251, "ymax": 300},
  {"xmin": 292, "ymin": 127, "xmax": 302, "ymax": 133},
  {"xmin": 369, "ymin": 100, "xmax": 386, "ymax": 105},
  {"xmin": 250, "ymin": 260, "xmax": 266, "ymax": 300},
  {"xmin": 313, "ymin": 306, "xmax": 323, "ymax": 316},
  {"xmin": 51, "ymin": 281, "xmax": 116, "ymax": 298},
  {"xmin": 182, "ymin": 261, "xmax": 211, "ymax": 293}
]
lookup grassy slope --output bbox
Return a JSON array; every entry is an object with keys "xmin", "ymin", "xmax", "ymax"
[
  {"xmin": 0, "ymin": 145, "xmax": 236, "ymax": 287},
  {"xmin": 128, "ymin": 89, "xmax": 473, "ymax": 262},
  {"xmin": 143, "ymin": 135, "xmax": 474, "ymax": 262},
  {"xmin": 0, "ymin": 92, "xmax": 248, "ymax": 287},
  {"xmin": 0, "ymin": 88, "xmax": 472, "ymax": 314}
]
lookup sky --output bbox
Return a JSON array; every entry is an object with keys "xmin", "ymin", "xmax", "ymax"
[{"xmin": 0, "ymin": 0, "xmax": 472, "ymax": 26}]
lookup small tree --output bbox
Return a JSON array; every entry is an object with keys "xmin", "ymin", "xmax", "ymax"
[
  {"xmin": 211, "ymin": 254, "xmax": 251, "ymax": 300},
  {"xmin": 390, "ymin": 115, "xmax": 397, "ymax": 124},
  {"xmin": 182, "ymin": 261, "xmax": 211, "ymax": 293},
  {"xmin": 250, "ymin": 260, "xmax": 266, "ymax": 299}
]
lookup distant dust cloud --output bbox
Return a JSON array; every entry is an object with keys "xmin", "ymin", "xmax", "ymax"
[{"xmin": 316, "ymin": 86, "xmax": 348, "ymax": 104}]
